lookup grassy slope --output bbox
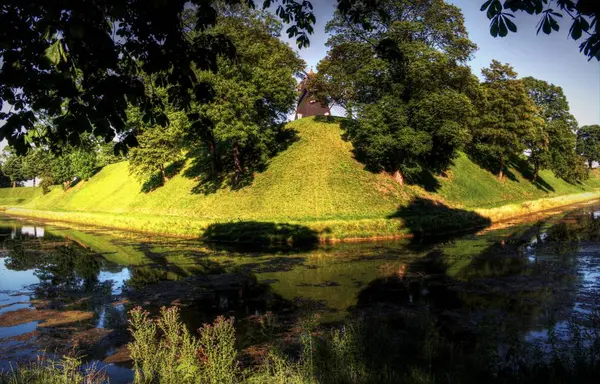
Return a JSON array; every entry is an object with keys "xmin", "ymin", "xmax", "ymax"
[
  {"xmin": 0, "ymin": 117, "xmax": 598, "ymax": 238},
  {"xmin": 438, "ymin": 152, "xmax": 600, "ymax": 209},
  {"xmin": 0, "ymin": 187, "xmax": 43, "ymax": 208},
  {"xmin": 16, "ymin": 118, "xmax": 410, "ymax": 221}
]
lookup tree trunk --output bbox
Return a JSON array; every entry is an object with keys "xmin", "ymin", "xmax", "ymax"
[
  {"xmin": 498, "ymin": 155, "xmax": 504, "ymax": 180},
  {"xmin": 532, "ymin": 163, "xmax": 539, "ymax": 182},
  {"xmin": 209, "ymin": 140, "xmax": 221, "ymax": 176},
  {"xmin": 12, "ymin": 181, "xmax": 15, "ymax": 188},
  {"xmin": 233, "ymin": 142, "xmax": 242, "ymax": 184},
  {"xmin": 160, "ymin": 165, "xmax": 167, "ymax": 184},
  {"xmin": 589, "ymin": 160, "xmax": 594, "ymax": 169},
  {"xmin": 32, "ymin": 177, "xmax": 36, "ymax": 187},
  {"xmin": 392, "ymin": 169, "xmax": 404, "ymax": 185}
]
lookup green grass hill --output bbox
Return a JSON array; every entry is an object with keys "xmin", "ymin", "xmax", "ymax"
[{"xmin": 1, "ymin": 117, "xmax": 599, "ymax": 239}]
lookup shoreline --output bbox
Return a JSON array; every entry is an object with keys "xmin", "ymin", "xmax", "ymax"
[{"xmin": 3, "ymin": 191, "xmax": 598, "ymax": 244}]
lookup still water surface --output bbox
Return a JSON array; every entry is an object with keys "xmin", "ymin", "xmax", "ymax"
[{"xmin": 0, "ymin": 202, "xmax": 599, "ymax": 382}]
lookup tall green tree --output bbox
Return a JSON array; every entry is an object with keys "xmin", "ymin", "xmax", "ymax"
[
  {"xmin": 316, "ymin": 0, "xmax": 480, "ymax": 184},
  {"xmin": 128, "ymin": 107, "xmax": 187, "ymax": 186},
  {"xmin": 1, "ymin": 149, "xmax": 26, "ymax": 187},
  {"xmin": 69, "ymin": 149, "xmax": 98, "ymax": 181},
  {"xmin": 577, "ymin": 125, "xmax": 600, "ymax": 168},
  {"xmin": 188, "ymin": 4, "xmax": 305, "ymax": 185},
  {"xmin": 471, "ymin": 61, "xmax": 543, "ymax": 180},
  {"xmin": 522, "ymin": 76, "xmax": 585, "ymax": 182}
]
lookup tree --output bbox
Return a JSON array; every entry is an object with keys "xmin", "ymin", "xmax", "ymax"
[
  {"xmin": 316, "ymin": 0, "xmax": 480, "ymax": 184},
  {"xmin": 522, "ymin": 76, "xmax": 585, "ymax": 182},
  {"xmin": 471, "ymin": 61, "xmax": 543, "ymax": 180},
  {"xmin": 577, "ymin": 125, "xmax": 600, "ymax": 168},
  {"xmin": 51, "ymin": 154, "xmax": 74, "ymax": 188},
  {"xmin": 188, "ymin": 4, "xmax": 305, "ymax": 186},
  {"xmin": 128, "ymin": 107, "xmax": 187, "ymax": 187},
  {"xmin": 97, "ymin": 143, "xmax": 125, "ymax": 168},
  {"xmin": 480, "ymin": 0, "xmax": 599, "ymax": 60},
  {"xmin": 0, "ymin": 168, "xmax": 11, "ymax": 188},
  {"xmin": 1, "ymin": 149, "xmax": 26, "ymax": 187},
  {"xmin": 0, "ymin": 0, "xmax": 314, "ymax": 154},
  {"xmin": 69, "ymin": 149, "xmax": 98, "ymax": 181}
]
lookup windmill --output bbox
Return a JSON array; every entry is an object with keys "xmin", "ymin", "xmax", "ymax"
[{"xmin": 295, "ymin": 69, "xmax": 331, "ymax": 120}]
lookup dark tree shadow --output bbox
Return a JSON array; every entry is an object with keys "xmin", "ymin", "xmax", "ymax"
[
  {"xmin": 140, "ymin": 160, "xmax": 186, "ymax": 193},
  {"xmin": 389, "ymin": 197, "xmax": 492, "ymax": 243},
  {"xmin": 329, "ymin": 116, "xmax": 445, "ymax": 192},
  {"xmin": 508, "ymin": 157, "xmax": 555, "ymax": 192},
  {"xmin": 202, "ymin": 221, "xmax": 320, "ymax": 253},
  {"xmin": 466, "ymin": 151, "xmax": 520, "ymax": 182},
  {"xmin": 411, "ymin": 169, "xmax": 441, "ymax": 192},
  {"xmin": 183, "ymin": 127, "xmax": 300, "ymax": 195},
  {"xmin": 467, "ymin": 152, "xmax": 556, "ymax": 192}
]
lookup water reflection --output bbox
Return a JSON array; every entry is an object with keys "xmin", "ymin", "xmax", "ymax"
[{"xmin": 0, "ymin": 202, "xmax": 598, "ymax": 380}]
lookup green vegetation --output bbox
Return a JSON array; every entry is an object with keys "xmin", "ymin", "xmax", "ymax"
[
  {"xmin": 0, "ymin": 355, "xmax": 106, "ymax": 384},
  {"xmin": 436, "ymin": 153, "xmax": 600, "ymax": 209},
  {"xmin": 0, "ymin": 187, "xmax": 43, "ymax": 208},
  {"xmin": 10, "ymin": 119, "xmax": 408, "ymax": 222},
  {"xmin": 316, "ymin": 0, "xmax": 478, "ymax": 184},
  {"xmin": 127, "ymin": 6, "xmax": 304, "ymax": 191},
  {"xmin": 7, "ymin": 304, "xmax": 600, "ymax": 384},
  {"xmin": 0, "ymin": 1, "xmax": 598, "ymax": 242},
  {"xmin": 523, "ymin": 76, "xmax": 586, "ymax": 183},
  {"xmin": 577, "ymin": 125, "xmax": 600, "ymax": 168},
  {"xmin": 0, "ymin": 1, "xmax": 313, "ymax": 153},
  {"xmin": 480, "ymin": 0, "xmax": 599, "ymax": 61},
  {"xmin": 472, "ymin": 60, "xmax": 543, "ymax": 180},
  {"xmin": 0, "ymin": 118, "xmax": 598, "ymax": 240}
]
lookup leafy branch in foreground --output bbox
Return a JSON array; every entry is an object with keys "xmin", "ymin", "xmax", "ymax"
[
  {"xmin": 0, "ymin": 0, "xmax": 314, "ymax": 154},
  {"xmin": 480, "ymin": 0, "xmax": 599, "ymax": 60}
]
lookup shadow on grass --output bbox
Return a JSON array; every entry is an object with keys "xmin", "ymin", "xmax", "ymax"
[
  {"xmin": 390, "ymin": 197, "xmax": 492, "ymax": 243},
  {"xmin": 467, "ymin": 152, "xmax": 556, "ymax": 192},
  {"xmin": 202, "ymin": 221, "xmax": 320, "ymax": 253},
  {"xmin": 183, "ymin": 126, "xmax": 301, "ymax": 195},
  {"xmin": 140, "ymin": 160, "xmax": 186, "ymax": 193},
  {"xmin": 508, "ymin": 157, "xmax": 555, "ymax": 192},
  {"xmin": 323, "ymin": 116, "xmax": 445, "ymax": 192}
]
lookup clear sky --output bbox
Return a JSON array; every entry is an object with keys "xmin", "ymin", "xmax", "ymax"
[{"xmin": 279, "ymin": 0, "xmax": 600, "ymax": 126}]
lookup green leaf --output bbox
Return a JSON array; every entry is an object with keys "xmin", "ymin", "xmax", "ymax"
[
  {"xmin": 542, "ymin": 17, "xmax": 552, "ymax": 35},
  {"xmin": 480, "ymin": 0, "xmax": 493, "ymax": 12},
  {"xmin": 45, "ymin": 39, "xmax": 68, "ymax": 67},
  {"xmin": 505, "ymin": 17, "xmax": 517, "ymax": 33},
  {"xmin": 571, "ymin": 25, "xmax": 582, "ymax": 40},
  {"xmin": 45, "ymin": 40, "xmax": 62, "ymax": 66},
  {"xmin": 498, "ymin": 18, "xmax": 509, "ymax": 37},
  {"xmin": 490, "ymin": 20, "xmax": 499, "ymax": 37},
  {"xmin": 549, "ymin": 16, "xmax": 560, "ymax": 32}
]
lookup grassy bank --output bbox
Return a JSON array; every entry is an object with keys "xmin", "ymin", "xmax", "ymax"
[
  {"xmin": 1, "ymin": 117, "xmax": 599, "ymax": 241},
  {"xmin": 0, "ymin": 187, "xmax": 42, "ymax": 208},
  {"xmin": 5, "ymin": 192, "xmax": 598, "ymax": 242}
]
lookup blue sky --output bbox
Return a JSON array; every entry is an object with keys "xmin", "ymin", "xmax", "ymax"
[{"xmin": 279, "ymin": 0, "xmax": 600, "ymax": 126}]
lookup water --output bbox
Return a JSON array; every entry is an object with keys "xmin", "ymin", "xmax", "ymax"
[{"xmin": 0, "ymin": 201, "xmax": 599, "ymax": 382}]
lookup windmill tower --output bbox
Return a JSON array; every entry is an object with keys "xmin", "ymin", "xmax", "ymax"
[{"xmin": 295, "ymin": 69, "xmax": 331, "ymax": 120}]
